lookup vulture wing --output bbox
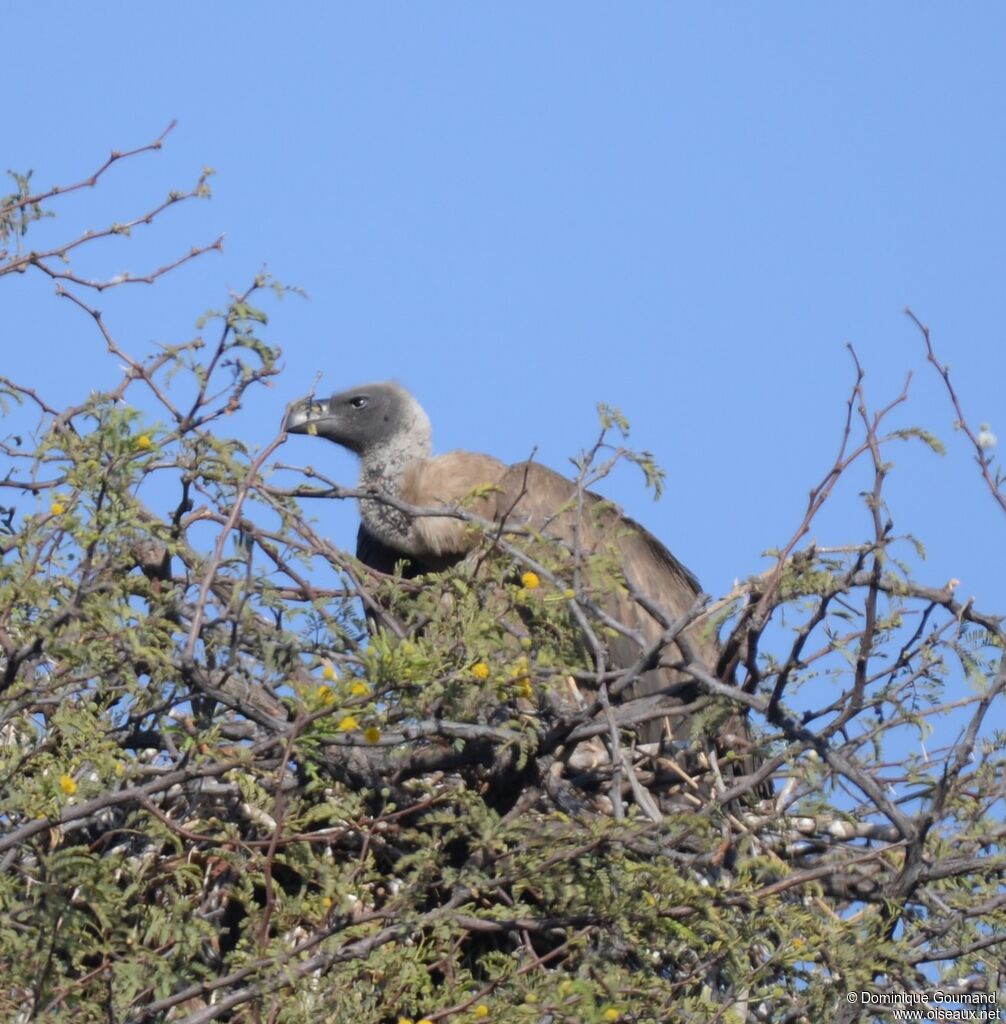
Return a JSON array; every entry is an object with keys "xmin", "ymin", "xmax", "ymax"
[
  {"xmin": 495, "ymin": 462, "xmax": 723, "ymax": 746},
  {"xmin": 353, "ymin": 453, "xmax": 723, "ymax": 743}
]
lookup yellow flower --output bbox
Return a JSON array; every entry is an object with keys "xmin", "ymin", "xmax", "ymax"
[
  {"xmin": 471, "ymin": 661, "xmax": 490, "ymax": 681},
  {"xmin": 315, "ymin": 685, "xmax": 336, "ymax": 706},
  {"xmin": 564, "ymin": 588, "xmax": 576, "ymax": 599},
  {"xmin": 338, "ymin": 715, "xmax": 359, "ymax": 732},
  {"xmin": 524, "ymin": 993, "xmax": 538, "ymax": 1004},
  {"xmin": 512, "ymin": 655, "xmax": 536, "ymax": 696},
  {"xmin": 558, "ymin": 980, "xmax": 574, "ymax": 996},
  {"xmin": 474, "ymin": 1006, "xmax": 489, "ymax": 1018},
  {"xmin": 136, "ymin": 434, "xmax": 153, "ymax": 450},
  {"xmin": 322, "ymin": 662, "xmax": 338, "ymax": 682},
  {"xmin": 511, "ymin": 656, "xmax": 532, "ymax": 695},
  {"xmin": 603, "ymin": 1009, "xmax": 621, "ymax": 1021},
  {"xmin": 397, "ymin": 1018, "xmax": 413, "ymax": 1024},
  {"xmin": 418, "ymin": 1019, "xmax": 434, "ymax": 1024},
  {"xmin": 520, "ymin": 571, "xmax": 540, "ymax": 590},
  {"xmin": 58, "ymin": 774, "xmax": 77, "ymax": 796},
  {"xmin": 50, "ymin": 502, "xmax": 66, "ymax": 516},
  {"xmin": 350, "ymin": 680, "xmax": 371, "ymax": 697},
  {"xmin": 364, "ymin": 726, "xmax": 382, "ymax": 744}
]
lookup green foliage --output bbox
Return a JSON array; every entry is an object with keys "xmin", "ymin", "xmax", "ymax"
[{"xmin": 0, "ymin": 170, "xmax": 51, "ymax": 251}]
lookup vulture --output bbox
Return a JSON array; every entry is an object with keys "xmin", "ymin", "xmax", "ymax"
[{"xmin": 285, "ymin": 382, "xmax": 745, "ymax": 769}]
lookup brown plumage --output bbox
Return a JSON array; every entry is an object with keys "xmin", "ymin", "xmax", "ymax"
[{"xmin": 285, "ymin": 382, "xmax": 745, "ymax": 767}]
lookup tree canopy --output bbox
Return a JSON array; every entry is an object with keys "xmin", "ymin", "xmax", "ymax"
[{"xmin": 1, "ymin": 127, "xmax": 1004, "ymax": 1024}]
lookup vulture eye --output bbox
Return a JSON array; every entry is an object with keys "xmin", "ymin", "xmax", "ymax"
[{"xmin": 350, "ymin": 396, "xmax": 369, "ymax": 410}]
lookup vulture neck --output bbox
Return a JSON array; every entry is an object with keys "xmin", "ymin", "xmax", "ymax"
[{"xmin": 357, "ymin": 404, "xmax": 433, "ymax": 556}]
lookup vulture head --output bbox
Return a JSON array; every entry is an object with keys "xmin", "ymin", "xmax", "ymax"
[{"xmin": 285, "ymin": 382, "xmax": 432, "ymax": 459}]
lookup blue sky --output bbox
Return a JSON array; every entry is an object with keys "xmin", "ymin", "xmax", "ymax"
[{"xmin": 4, "ymin": 3, "xmax": 1005, "ymax": 612}]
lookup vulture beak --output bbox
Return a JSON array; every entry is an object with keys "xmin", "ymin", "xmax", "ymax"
[{"xmin": 285, "ymin": 397, "xmax": 329, "ymax": 437}]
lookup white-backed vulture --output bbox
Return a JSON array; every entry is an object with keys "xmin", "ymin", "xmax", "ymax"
[{"xmin": 285, "ymin": 382, "xmax": 742, "ymax": 760}]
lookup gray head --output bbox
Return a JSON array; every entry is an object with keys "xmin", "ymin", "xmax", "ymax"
[{"xmin": 285, "ymin": 381, "xmax": 433, "ymax": 460}]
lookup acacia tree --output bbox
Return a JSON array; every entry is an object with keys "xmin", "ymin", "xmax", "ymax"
[{"xmin": 1, "ymin": 128, "xmax": 1004, "ymax": 1024}]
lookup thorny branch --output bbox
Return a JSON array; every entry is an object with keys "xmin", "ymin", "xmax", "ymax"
[{"xmin": 907, "ymin": 306, "xmax": 1006, "ymax": 517}]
